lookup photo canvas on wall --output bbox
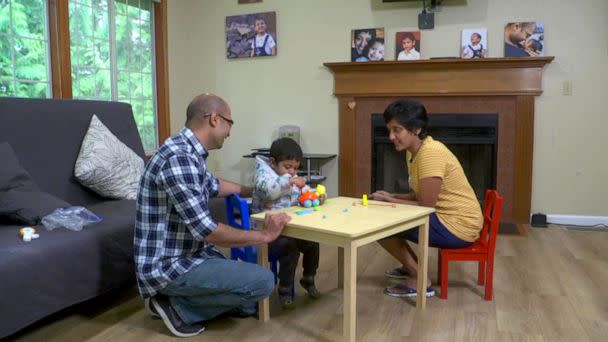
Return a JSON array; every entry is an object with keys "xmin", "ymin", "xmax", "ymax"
[
  {"xmin": 351, "ymin": 28, "xmax": 385, "ymax": 62},
  {"xmin": 226, "ymin": 11, "xmax": 277, "ymax": 59},
  {"xmin": 504, "ymin": 21, "xmax": 544, "ymax": 57},
  {"xmin": 395, "ymin": 31, "xmax": 421, "ymax": 60},
  {"xmin": 460, "ymin": 28, "xmax": 488, "ymax": 58}
]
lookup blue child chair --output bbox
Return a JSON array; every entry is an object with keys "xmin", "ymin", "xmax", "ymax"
[{"xmin": 225, "ymin": 194, "xmax": 281, "ymax": 281}]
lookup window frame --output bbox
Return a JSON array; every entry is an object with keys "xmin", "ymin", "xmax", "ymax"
[{"xmin": 47, "ymin": 0, "xmax": 170, "ymax": 147}]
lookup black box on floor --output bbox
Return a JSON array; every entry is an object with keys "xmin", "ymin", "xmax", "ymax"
[{"xmin": 531, "ymin": 213, "xmax": 547, "ymax": 227}]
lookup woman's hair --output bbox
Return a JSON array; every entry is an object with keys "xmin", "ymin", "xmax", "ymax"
[{"xmin": 383, "ymin": 99, "xmax": 428, "ymax": 139}]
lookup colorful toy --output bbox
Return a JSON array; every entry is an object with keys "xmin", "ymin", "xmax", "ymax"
[
  {"xmin": 362, "ymin": 194, "xmax": 368, "ymax": 206},
  {"xmin": 299, "ymin": 190, "xmax": 320, "ymax": 208},
  {"xmin": 316, "ymin": 184, "xmax": 326, "ymax": 196},
  {"xmin": 298, "ymin": 184, "xmax": 326, "ymax": 208}
]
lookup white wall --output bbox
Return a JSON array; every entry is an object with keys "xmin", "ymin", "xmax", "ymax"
[{"xmin": 167, "ymin": 0, "xmax": 608, "ymax": 216}]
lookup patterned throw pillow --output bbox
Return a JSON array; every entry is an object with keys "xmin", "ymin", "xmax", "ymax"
[{"xmin": 74, "ymin": 115, "xmax": 144, "ymax": 200}]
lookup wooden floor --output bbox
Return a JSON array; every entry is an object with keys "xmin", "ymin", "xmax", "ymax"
[{"xmin": 12, "ymin": 226, "xmax": 608, "ymax": 341}]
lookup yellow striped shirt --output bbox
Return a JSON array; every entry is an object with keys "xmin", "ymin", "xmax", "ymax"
[{"xmin": 407, "ymin": 136, "xmax": 483, "ymax": 242}]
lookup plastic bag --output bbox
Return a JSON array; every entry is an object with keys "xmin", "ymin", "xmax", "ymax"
[{"xmin": 41, "ymin": 206, "xmax": 103, "ymax": 231}]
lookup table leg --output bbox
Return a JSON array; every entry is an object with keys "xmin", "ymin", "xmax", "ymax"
[
  {"xmin": 337, "ymin": 247, "xmax": 344, "ymax": 289},
  {"xmin": 343, "ymin": 243, "xmax": 357, "ymax": 342},
  {"xmin": 416, "ymin": 217, "xmax": 429, "ymax": 309},
  {"xmin": 258, "ymin": 242, "xmax": 270, "ymax": 322}
]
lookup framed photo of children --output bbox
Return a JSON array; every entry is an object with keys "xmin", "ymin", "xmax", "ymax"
[
  {"xmin": 238, "ymin": 0, "xmax": 262, "ymax": 3},
  {"xmin": 351, "ymin": 28, "xmax": 385, "ymax": 62},
  {"xmin": 504, "ymin": 21, "xmax": 544, "ymax": 57},
  {"xmin": 460, "ymin": 28, "xmax": 488, "ymax": 58},
  {"xmin": 225, "ymin": 11, "xmax": 277, "ymax": 59},
  {"xmin": 395, "ymin": 31, "xmax": 421, "ymax": 60}
]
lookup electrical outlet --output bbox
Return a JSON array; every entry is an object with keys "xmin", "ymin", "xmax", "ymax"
[{"xmin": 562, "ymin": 80, "xmax": 572, "ymax": 96}]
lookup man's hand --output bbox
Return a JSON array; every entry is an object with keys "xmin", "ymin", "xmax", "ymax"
[
  {"xmin": 370, "ymin": 190, "xmax": 395, "ymax": 202},
  {"xmin": 261, "ymin": 212, "xmax": 291, "ymax": 243},
  {"xmin": 289, "ymin": 176, "xmax": 307, "ymax": 188}
]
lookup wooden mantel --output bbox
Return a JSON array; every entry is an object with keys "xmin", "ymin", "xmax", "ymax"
[{"xmin": 324, "ymin": 57, "xmax": 553, "ymax": 225}]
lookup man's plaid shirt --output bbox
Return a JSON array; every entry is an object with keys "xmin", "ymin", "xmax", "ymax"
[{"xmin": 134, "ymin": 127, "xmax": 224, "ymax": 298}]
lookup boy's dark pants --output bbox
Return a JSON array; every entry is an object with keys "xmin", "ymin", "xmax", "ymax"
[{"xmin": 269, "ymin": 236, "xmax": 319, "ymax": 290}]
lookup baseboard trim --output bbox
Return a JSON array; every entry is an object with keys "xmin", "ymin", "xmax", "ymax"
[{"xmin": 546, "ymin": 214, "xmax": 608, "ymax": 227}]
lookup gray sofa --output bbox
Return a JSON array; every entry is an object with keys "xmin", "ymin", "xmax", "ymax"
[{"xmin": 0, "ymin": 97, "xmax": 227, "ymax": 338}]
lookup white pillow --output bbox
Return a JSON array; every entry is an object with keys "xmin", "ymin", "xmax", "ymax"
[{"xmin": 74, "ymin": 115, "xmax": 144, "ymax": 200}]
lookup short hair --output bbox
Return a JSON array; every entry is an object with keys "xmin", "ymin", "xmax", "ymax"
[
  {"xmin": 383, "ymin": 99, "xmax": 428, "ymax": 139},
  {"xmin": 402, "ymin": 32, "xmax": 416, "ymax": 42},
  {"xmin": 270, "ymin": 137, "xmax": 303, "ymax": 163},
  {"xmin": 471, "ymin": 32, "xmax": 482, "ymax": 40},
  {"xmin": 254, "ymin": 17, "xmax": 266, "ymax": 24},
  {"xmin": 185, "ymin": 94, "xmax": 229, "ymax": 127}
]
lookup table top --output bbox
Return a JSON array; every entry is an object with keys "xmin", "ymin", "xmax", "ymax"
[{"xmin": 251, "ymin": 196, "xmax": 434, "ymax": 238}]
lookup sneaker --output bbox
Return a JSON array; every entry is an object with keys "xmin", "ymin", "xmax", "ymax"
[
  {"xmin": 299, "ymin": 277, "xmax": 321, "ymax": 299},
  {"xmin": 151, "ymin": 295, "xmax": 206, "ymax": 337},
  {"xmin": 383, "ymin": 283, "xmax": 435, "ymax": 298},
  {"xmin": 144, "ymin": 297, "xmax": 160, "ymax": 318},
  {"xmin": 384, "ymin": 267, "xmax": 411, "ymax": 279},
  {"xmin": 279, "ymin": 293, "xmax": 296, "ymax": 310}
]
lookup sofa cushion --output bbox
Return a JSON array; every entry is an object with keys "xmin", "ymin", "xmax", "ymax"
[
  {"xmin": 0, "ymin": 190, "xmax": 71, "ymax": 226},
  {"xmin": 0, "ymin": 142, "xmax": 37, "ymax": 191},
  {"xmin": 74, "ymin": 115, "xmax": 144, "ymax": 200},
  {"xmin": 0, "ymin": 143, "xmax": 71, "ymax": 225}
]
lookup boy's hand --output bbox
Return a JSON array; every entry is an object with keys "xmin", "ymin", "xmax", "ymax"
[
  {"xmin": 370, "ymin": 190, "xmax": 394, "ymax": 202},
  {"xmin": 262, "ymin": 213, "xmax": 291, "ymax": 243},
  {"xmin": 289, "ymin": 176, "xmax": 307, "ymax": 188},
  {"xmin": 319, "ymin": 194, "xmax": 327, "ymax": 205}
]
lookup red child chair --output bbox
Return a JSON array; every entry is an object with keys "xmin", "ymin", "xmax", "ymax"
[{"xmin": 437, "ymin": 189, "xmax": 504, "ymax": 300}]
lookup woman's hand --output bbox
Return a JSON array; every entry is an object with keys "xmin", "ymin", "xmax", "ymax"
[{"xmin": 370, "ymin": 190, "xmax": 394, "ymax": 202}]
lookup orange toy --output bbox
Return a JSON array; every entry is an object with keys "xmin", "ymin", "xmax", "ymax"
[{"xmin": 298, "ymin": 190, "xmax": 320, "ymax": 208}]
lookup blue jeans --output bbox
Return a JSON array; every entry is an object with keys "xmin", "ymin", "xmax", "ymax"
[{"xmin": 159, "ymin": 258, "xmax": 275, "ymax": 324}]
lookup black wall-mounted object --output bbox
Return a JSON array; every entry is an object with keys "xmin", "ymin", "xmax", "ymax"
[{"xmin": 418, "ymin": 11, "xmax": 435, "ymax": 29}]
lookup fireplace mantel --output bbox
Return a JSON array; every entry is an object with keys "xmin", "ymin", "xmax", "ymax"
[{"xmin": 324, "ymin": 57, "xmax": 553, "ymax": 225}]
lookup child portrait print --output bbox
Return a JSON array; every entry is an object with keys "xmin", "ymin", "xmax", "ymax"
[
  {"xmin": 396, "ymin": 31, "xmax": 421, "ymax": 60},
  {"xmin": 226, "ymin": 11, "xmax": 277, "ymax": 59},
  {"xmin": 504, "ymin": 21, "xmax": 544, "ymax": 57},
  {"xmin": 461, "ymin": 28, "xmax": 488, "ymax": 58},
  {"xmin": 351, "ymin": 28, "xmax": 385, "ymax": 62}
]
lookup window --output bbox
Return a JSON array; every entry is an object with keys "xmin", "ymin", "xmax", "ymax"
[
  {"xmin": 0, "ymin": 0, "xmax": 168, "ymax": 152},
  {"xmin": 0, "ymin": 0, "xmax": 52, "ymax": 98},
  {"xmin": 69, "ymin": 0, "xmax": 157, "ymax": 150}
]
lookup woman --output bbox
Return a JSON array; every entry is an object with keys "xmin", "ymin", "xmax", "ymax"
[{"xmin": 372, "ymin": 99, "xmax": 483, "ymax": 297}]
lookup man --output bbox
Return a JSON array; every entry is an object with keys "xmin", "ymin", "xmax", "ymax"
[
  {"xmin": 504, "ymin": 22, "xmax": 536, "ymax": 57},
  {"xmin": 134, "ymin": 93, "xmax": 291, "ymax": 337}
]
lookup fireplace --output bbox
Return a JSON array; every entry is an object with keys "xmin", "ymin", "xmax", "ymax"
[
  {"xmin": 324, "ymin": 58, "xmax": 553, "ymax": 226},
  {"xmin": 372, "ymin": 113, "xmax": 498, "ymax": 202}
]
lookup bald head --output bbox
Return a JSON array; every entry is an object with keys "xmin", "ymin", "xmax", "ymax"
[{"xmin": 185, "ymin": 93, "xmax": 230, "ymax": 127}]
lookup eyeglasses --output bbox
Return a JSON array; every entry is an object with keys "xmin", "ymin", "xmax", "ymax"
[{"xmin": 204, "ymin": 112, "xmax": 234, "ymax": 126}]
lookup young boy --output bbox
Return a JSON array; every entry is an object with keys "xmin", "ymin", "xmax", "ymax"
[
  {"xmin": 250, "ymin": 17, "xmax": 276, "ymax": 57},
  {"xmin": 397, "ymin": 33, "xmax": 420, "ymax": 60},
  {"xmin": 461, "ymin": 32, "xmax": 487, "ymax": 59},
  {"xmin": 251, "ymin": 138, "xmax": 321, "ymax": 309}
]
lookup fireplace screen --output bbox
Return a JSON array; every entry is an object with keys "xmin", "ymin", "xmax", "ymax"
[{"xmin": 371, "ymin": 113, "xmax": 498, "ymax": 202}]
